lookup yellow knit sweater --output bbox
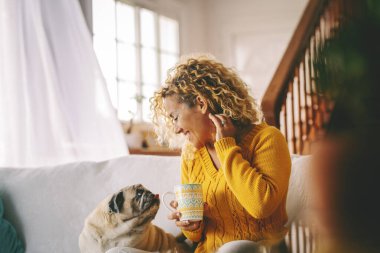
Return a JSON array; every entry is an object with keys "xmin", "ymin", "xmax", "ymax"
[{"xmin": 181, "ymin": 123, "xmax": 291, "ymax": 253}]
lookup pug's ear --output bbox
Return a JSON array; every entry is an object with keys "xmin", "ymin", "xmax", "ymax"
[{"xmin": 108, "ymin": 191, "xmax": 125, "ymax": 214}]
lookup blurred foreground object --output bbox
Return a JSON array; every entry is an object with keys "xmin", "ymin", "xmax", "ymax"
[{"xmin": 311, "ymin": 0, "xmax": 380, "ymax": 252}]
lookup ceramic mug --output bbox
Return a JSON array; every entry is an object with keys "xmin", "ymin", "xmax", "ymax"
[{"xmin": 163, "ymin": 183, "xmax": 204, "ymax": 221}]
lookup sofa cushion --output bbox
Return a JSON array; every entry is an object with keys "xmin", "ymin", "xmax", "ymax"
[
  {"xmin": 0, "ymin": 197, "xmax": 24, "ymax": 253},
  {"xmin": 286, "ymin": 155, "xmax": 312, "ymax": 225}
]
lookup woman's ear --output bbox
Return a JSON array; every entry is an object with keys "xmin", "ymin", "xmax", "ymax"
[{"xmin": 196, "ymin": 96, "xmax": 208, "ymax": 114}]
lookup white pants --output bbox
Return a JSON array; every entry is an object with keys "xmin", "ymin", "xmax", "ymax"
[
  {"xmin": 217, "ymin": 240, "xmax": 268, "ymax": 253},
  {"xmin": 106, "ymin": 241, "xmax": 271, "ymax": 253}
]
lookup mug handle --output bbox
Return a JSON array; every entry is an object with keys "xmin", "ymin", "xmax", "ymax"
[{"xmin": 162, "ymin": 191, "xmax": 176, "ymax": 212}]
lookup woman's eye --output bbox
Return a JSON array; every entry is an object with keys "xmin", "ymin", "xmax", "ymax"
[{"xmin": 171, "ymin": 115, "xmax": 178, "ymax": 122}]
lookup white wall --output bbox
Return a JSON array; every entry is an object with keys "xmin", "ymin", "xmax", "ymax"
[
  {"xmin": 178, "ymin": 0, "xmax": 208, "ymax": 55},
  {"xmin": 179, "ymin": 0, "xmax": 308, "ymax": 102}
]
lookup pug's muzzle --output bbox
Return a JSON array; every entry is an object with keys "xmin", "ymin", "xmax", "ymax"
[{"xmin": 135, "ymin": 188, "xmax": 160, "ymax": 212}]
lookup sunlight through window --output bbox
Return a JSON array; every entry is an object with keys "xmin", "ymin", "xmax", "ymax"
[{"xmin": 92, "ymin": 0, "xmax": 179, "ymax": 122}]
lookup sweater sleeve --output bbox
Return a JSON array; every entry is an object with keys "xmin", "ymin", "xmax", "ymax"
[
  {"xmin": 180, "ymin": 157, "xmax": 204, "ymax": 242},
  {"xmin": 215, "ymin": 126, "xmax": 291, "ymax": 219}
]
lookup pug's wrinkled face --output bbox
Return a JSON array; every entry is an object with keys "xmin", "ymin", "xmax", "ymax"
[{"xmin": 108, "ymin": 184, "xmax": 160, "ymax": 223}]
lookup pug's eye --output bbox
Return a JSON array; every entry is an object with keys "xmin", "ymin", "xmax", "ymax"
[{"xmin": 136, "ymin": 189, "xmax": 144, "ymax": 199}]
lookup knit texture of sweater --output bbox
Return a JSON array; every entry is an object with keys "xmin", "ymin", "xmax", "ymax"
[{"xmin": 181, "ymin": 123, "xmax": 291, "ymax": 253}]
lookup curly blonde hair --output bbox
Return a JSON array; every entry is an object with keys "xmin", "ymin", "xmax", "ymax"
[{"xmin": 150, "ymin": 54, "xmax": 263, "ymax": 149}]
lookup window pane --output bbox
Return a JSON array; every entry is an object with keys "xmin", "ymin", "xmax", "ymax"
[
  {"xmin": 92, "ymin": 0, "xmax": 115, "ymax": 38},
  {"xmin": 117, "ymin": 43, "xmax": 136, "ymax": 82},
  {"xmin": 159, "ymin": 16, "xmax": 179, "ymax": 53},
  {"xmin": 142, "ymin": 98, "xmax": 153, "ymax": 122},
  {"xmin": 141, "ymin": 48, "xmax": 158, "ymax": 85},
  {"xmin": 116, "ymin": 2, "xmax": 135, "ymax": 43},
  {"xmin": 142, "ymin": 84, "xmax": 156, "ymax": 102},
  {"xmin": 160, "ymin": 53, "xmax": 178, "ymax": 83},
  {"xmin": 118, "ymin": 81, "xmax": 138, "ymax": 121},
  {"xmin": 142, "ymin": 85, "xmax": 157, "ymax": 122},
  {"xmin": 93, "ymin": 35, "xmax": 117, "ymax": 80},
  {"xmin": 140, "ymin": 9, "xmax": 156, "ymax": 48}
]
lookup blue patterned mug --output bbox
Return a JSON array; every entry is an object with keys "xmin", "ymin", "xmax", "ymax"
[{"xmin": 163, "ymin": 184, "xmax": 204, "ymax": 221}]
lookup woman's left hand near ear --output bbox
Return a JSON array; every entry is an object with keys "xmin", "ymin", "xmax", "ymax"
[{"xmin": 208, "ymin": 114, "xmax": 236, "ymax": 141}]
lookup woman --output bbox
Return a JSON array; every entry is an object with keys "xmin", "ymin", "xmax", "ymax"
[{"xmin": 151, "ymin": 55, "xmax": 291, "ymax": 253}]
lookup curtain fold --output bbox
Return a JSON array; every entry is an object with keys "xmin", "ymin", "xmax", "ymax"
[{"xmin": 0, "ymin": 0, "xmax": 129, "ymax": 167}]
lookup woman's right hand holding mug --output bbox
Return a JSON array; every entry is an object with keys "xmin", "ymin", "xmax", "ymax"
[
  {"xmin": 167, "ymin": 200, "xmax": 202, "ymax": 231},
  {"xmin": 163, "ymin": 183, "xmax": 204, "ymax": 231}
]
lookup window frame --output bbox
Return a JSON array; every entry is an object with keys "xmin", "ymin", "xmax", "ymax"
[{"xmin": 89, "ymin": 0, "xmax": 181, "ymax": 122}]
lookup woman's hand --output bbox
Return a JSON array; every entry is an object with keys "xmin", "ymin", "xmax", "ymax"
[
  {"xmin": 167, "ymin": 200, "xmax": 202, "ymax": 231},
  {"xmin": 208, "ymin": 114, "xmax": 236, "ymax": 141}
]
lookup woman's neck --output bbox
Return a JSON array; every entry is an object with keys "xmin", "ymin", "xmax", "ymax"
[{"xmin": 205, "ymin": 142, "xmax": 215, "ymax": 151}]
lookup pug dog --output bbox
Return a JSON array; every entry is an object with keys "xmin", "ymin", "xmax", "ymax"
[{"xmin": 79, "ymin": 184, "xmax": 190, "ymax": 253}]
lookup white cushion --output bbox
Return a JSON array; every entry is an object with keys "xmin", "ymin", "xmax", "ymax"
[
  {"xmin": 286, "ymin": 154, "xmax": 312, "ymax": 225},
  {"xmin": 0, "ymin": 155, "xmax": 181, "ymax": 253}
]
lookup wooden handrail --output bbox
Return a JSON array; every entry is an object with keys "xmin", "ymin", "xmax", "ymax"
[
  {"xmin": 261, "ymin": 0, "xmax": 343, "ymax": 154},
  {"xmin": 261, "ymin": 0, "xmax": 327, "ymax": 127}
]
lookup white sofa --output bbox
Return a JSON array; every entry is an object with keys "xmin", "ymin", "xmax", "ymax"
[{"xmin": 0, "ymin": 154, "xmax": 311, "ymax": 253}]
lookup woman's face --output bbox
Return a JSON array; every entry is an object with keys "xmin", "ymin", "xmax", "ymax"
[{"xmin": 163, "ymin": 95, "xmax": 215, "ymax": 149}]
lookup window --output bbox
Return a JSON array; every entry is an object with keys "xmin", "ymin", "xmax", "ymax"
[{"xmin": 92, "ymin": 0, "xmax": 180, "ymax": 122}]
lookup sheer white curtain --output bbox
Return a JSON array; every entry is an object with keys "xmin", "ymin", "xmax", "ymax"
[{"xmin": 0, "ymin": 0, "xmax": 129, "ymax": 167}]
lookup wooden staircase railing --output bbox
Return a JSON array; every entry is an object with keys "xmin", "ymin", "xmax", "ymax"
[
  {"xmin": 261, "ymin": 0, "xmax": 343, "ymax": 155},
  {"xmin": 261, "ymin": 1, "xmax": 347, "ymax": 253}
]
